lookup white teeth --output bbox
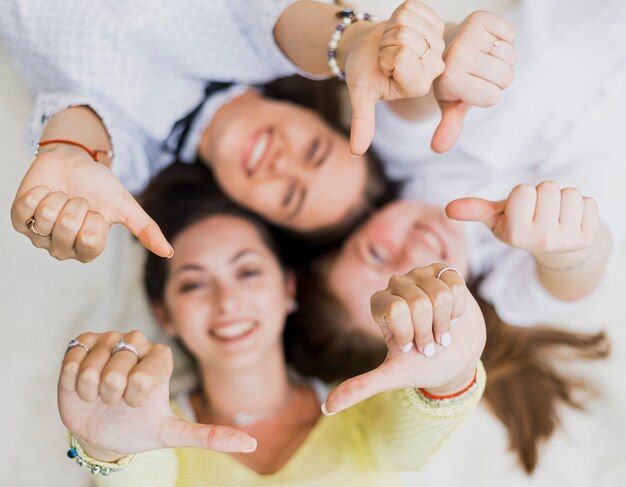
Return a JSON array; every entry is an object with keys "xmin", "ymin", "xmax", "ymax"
[
  {"xmin": 413, "ymin": 225, "xmax": 444, "ymax": 257},
  {"xmin": 247, "ymin": 132, "xmax": 269, "ymax": 173},
  {"xmin": 212, "ymin": 321, "xmax": 255, "ymax": 340},
  {"xmin": 421, "ymin": 228, "xmax": 443, "ymax": 255}
]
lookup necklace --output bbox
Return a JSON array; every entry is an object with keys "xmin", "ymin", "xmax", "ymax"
[{"xmin": 203, "ymin": 388, "xmax": 294, "ymax": 427}]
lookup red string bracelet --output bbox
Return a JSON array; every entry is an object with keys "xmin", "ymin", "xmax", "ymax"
[
  {"xmin": 418, "ymin": 368, "xmax": 479, "ymax": 400},
  {"xmin": 37, "ymin": 139, "xmax": 113, "ymax": 162}
]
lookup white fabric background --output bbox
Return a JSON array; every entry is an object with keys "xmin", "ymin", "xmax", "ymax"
[{"xmin": 1, "ymin": 1, "xmax": 626, "ymax": 485}]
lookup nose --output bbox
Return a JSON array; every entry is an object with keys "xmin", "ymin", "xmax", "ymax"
[
  {"xmin": 267, "ymin": 139, "xmax": 313, "ymax": 180},
  {"xmin": 214, "ymin": 281, "xmax": 239, "ymax": 315}
]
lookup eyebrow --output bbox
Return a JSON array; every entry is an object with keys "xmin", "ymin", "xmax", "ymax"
[{"xmin": 172, "ymin": 249, "xmax": 259, "ymax": 275}]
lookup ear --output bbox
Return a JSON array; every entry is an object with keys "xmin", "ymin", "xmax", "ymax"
[{"xmin": 152, "ymin": 301, "xmax": 177, "ymax": 338}]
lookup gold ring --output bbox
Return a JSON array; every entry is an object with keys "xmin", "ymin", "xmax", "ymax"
[
  {"xmin": 488, "ymin": 40, "xmax": 501, "ymax": 56},
  {"xmin": 26, "ymin": 217, "xmax": 51, "ymax": 238},
  {"xmin": 418, "ymin": 37, "xmax": 431, "ymax": 61}
]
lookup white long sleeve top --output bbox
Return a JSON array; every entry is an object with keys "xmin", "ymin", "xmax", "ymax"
[
  {"xmin": 0, "ymin": 0, "xmax": 307, "ymax": 193},
  {"xmin": 371, "ymin": 0, "xmax": 626, "ymax": 326}
]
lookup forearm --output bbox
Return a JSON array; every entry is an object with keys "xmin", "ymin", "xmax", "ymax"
[
  {"xmin": 370, "ymin": 363, "xmax": 486, "ymax": 470},
  {"xmin": 274, "ymin": 0, "xmax": 376, "ymax": 76},
  {"xmin": 38, "ymin": 106, "xmax": 113, "ymax": 168},
  {"xmin": 533, "ymin": 223, "xmax": 613, "ymax": 301}
]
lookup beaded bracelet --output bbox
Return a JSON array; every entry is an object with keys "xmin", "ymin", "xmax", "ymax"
[
  {"xmin": 67, "ymin": 433, "xmax": 135, "ymax": 476},
  {"xmin": 328, "ymin": 9, "xmax": 379, "ymax": 81}
]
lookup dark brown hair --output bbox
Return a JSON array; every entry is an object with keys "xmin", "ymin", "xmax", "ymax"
[{"xmin": 139, "ymin": 162, "xmax": 290, "ymax": 305}]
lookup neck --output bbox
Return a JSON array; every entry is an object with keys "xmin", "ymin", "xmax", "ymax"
[
  {"xmin": 198, "ymin": 89, "xmax": 259, "ymax": 165},
  {"xmin": 198, "ymin": 345, "xmax": 291, "ymax": 420}
]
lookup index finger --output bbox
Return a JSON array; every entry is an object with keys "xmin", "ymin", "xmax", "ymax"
[{"xmin": 391, "ymin": 0, "xmax": 445, "ymax": 33}]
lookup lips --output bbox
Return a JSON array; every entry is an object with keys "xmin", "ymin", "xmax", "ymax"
[
  {"xmin": 210, "ymin": 320, "xmax": 258, "ymax": 343},
  {"xmin": 242, "ymin": 129, "xmax": 271, "ymax": 176}
]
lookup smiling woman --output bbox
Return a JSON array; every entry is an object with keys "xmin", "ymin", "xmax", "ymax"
[
  {"xmin": 55, "ymin": 162, "xmax": 487, "ymax": 486},
  {"xmin": 194, "ymin": 77, "xmax": 396, "ymax": 235}
]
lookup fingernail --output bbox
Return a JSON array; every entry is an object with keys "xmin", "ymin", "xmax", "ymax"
[
  {"xmin": 440, "ymin": 332, "xmax": 451, "ymax": 347},
  {"xmin": 243, "ymin": 438, "xmax": 257, "ymax": 453},
  {"xmin": 423, "ymin": 343, "xmax": 435, "ymax": 358},
  {"xmin": 167, "ymin": 246, "xmax": 175, "ymax": 259},
  {"xmin": 321, "ymin": 402, "xmax": 335, "ymax": 416},
  {"xmin": 402, "ymin": 342, "xmax": 413, "ymax": 353},
  {"xmin": 450, "ymin": 319, "xmax": 458, "ymax": 327}
]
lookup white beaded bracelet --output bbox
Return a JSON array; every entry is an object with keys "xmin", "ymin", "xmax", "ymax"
[{"xmin": 327, "ymin": 10, "xmax": 379, "ymax": 81}]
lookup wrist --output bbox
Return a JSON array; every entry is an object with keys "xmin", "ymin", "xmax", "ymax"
[
  {"xmin": 336, "ymin": 21, "xmax": 380, "ymax": 75},
  {"xmin": 75, "ymin": 436, "xmax": 127, "ymax": 463},
  {"xmin": 421, "ymin": 366, "xmax": 478, "ymax": 398},
  {"xmin": 532, "ymin": 246, "xmax": 593, "ymax": 273}
]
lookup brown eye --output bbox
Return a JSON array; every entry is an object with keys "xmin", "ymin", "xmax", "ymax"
[
  {"xmin": 282, "ymin": 181, "xmax": 297, "ymax": 208},
  {"xmin": 368, "ymin": 245, "xmax": 387, "ymax": 264},
  {"xmin": 306, "ymin": 137, "xmax": 320, "ymax": 162}
]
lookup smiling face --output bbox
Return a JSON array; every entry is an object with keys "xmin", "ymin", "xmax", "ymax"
[
  {"xmin": 199, "ymin": 91, "xmax": 369, "ymax": 232},
  {"xmin": 160, "ymin": 215, "xmax": 294, "ymax": 371},
  {"xmin": 325, "ymin": 200, "xmax": 469, "ymax": 335}
]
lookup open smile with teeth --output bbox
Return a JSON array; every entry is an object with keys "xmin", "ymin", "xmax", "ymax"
[
  {"xmin": 413, "ymin": 223, "xmax": 447, "ymax": 259},
  {"xmin": 245, "ymin": 130, "xmax": 271, "ymax": 176},
  {"xmin": 210, "ymin": 320, "xmax": 258, "ymax": 342}
]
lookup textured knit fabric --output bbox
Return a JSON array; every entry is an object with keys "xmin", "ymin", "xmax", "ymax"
[
  {"xmin": 371, "ymin": 0, "xmax": 626, "ymax": 326},
  {"xmin": 91, "ymin": 364, "xmax": 485, "ymax": 486},
  {"xmin": 0, "ymin": 0, "xmax": 331, "ymax": 193}
]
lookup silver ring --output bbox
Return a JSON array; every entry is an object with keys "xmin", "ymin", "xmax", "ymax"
[
  {"xmin": 26, "ymin": 217, "xmax": 51, "ymax": 238},
  {"xmin": 112, "ymin": 340, "xmax": 140, "ymax": 360},
  {"xmin": 437, "ymin": 266, "xmax": 463, "ymax": 280},
  {"xmin": 66, "ymin": 338, "xmax": 90, "ymax": 353},
  {"xmin": 488, "ymin": 40, "xmax": 501, "ymax": 56}
]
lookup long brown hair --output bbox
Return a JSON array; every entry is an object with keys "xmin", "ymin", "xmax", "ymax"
[
  {"xmin": 294, "ymin": 260, "xmax": 610, "ymax": 473},
  {"xmin": 476, "ymin": 294, "xmax": 609, "ymax": 473}
]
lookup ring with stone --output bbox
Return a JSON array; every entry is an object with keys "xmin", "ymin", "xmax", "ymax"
[
  {"xmin": 488, "ymin": 39, "xmax": 501, "ymax": 56},
  {"xmin": 66, "ymin": 338, "xmax": 90, "ymax": 354},
  {"xmin": 112, "ymin": 340, "xmax": 141, "ymax": 360},
  {"xmin": 26, "ymin": 217, "xmax": 51, "ymax": 238}
]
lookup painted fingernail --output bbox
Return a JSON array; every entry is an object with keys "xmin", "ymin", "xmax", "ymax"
[
  {"xmin": 402, "ymin": 342, "xmax": 413, "ymax": 353},
  {"xmin": 321, "ymin": 402, "xmax": 335, "ymax": 416},
  {"xmin": 441, "ymin": 332, "xmax": 451, "ymax": 347},
  {"xmin": 423, "ymin": 343, "xmax": 435, "ymax": 358},
  {"xmin": 243, "ymin": 438, "xmax": 257, "ymax": 453},
  {"xmin": 450, "ymin": 319, "xmax": 458, "ymax": 327}
]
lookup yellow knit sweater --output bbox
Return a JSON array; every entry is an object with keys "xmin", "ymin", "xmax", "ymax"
[{"xmin": 94, "ymin": 363, "xmax": 485, "ymax": 487}]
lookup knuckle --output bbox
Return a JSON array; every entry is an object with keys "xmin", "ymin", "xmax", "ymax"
[
  {"xmin": 61, "ymin": 360, "xmax": 79, "ymax": 378},
  {"xmin": 562, "ymin": 187, "xmax": 582, "ymax": 199},
  {"xmin": 408, "ymin": 296, "xmax": 431, "ymax": 317},
  {"xmin": 537, "ymin": 180, "xmax": 560, "ymax": 192},
  {"xmin": 77, "ymin": 232, "xmax": 101, "ymax": 250},
  {"xmin": 58, "ymin": 213, "xmax": 81, "ymax": 232},
  {"xmin": 395, "ymin": 9, "xmax": 411, "ymax": 25},
  {"xmin": 125, "ymin": 330, "xmax": 145, "ymax": 343},
  {"xmin": 432, "ymin": 289, "xmax": 453, "ymax": 308},
  {"xmin": 152, "ymin": 343, "xmax": 172, "ymax": 359},
  {"xmin": 102, "ymin": 371, "xmax": 126, "ymax": 392},
  {"xmin": 484, "ymin": 86, "xmax": 501, "ymax": 106},
  {"xmin": 128, "ymin": 371, "xmax": 151, "ymax": 394},
  {"xmin": 388, "ymin": 274, "xmax": 405, "ymax": 289},
  {"xmin": 395, "ymin": 26, "xmax": 410, "ymax": 45},
  {"xmin": 78, "ymin": 368, "xmax": 100, "ymax": 389}
]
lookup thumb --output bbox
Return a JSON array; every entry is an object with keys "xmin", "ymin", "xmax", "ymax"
[
  {"xmin": 323, "ymin": 367, "xmax": 388, "ymax": 415},
  {"xmin": 445, "ymin": 197, "xmax": 505, "ymax": 230},
  {"xmin": 161, "ymin": 417, "xmax": 257, "ymax": 453},
  {"xmin": 348, "ymin": 84, "xmax": 378, "ymax": 156},
  {"xmin": 116, "ymin": 190, "xmax": 174, "ymax": 258},
  {"xmin": 431, "ymin": 102, "xmax": 469, "ymax": 153}
]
